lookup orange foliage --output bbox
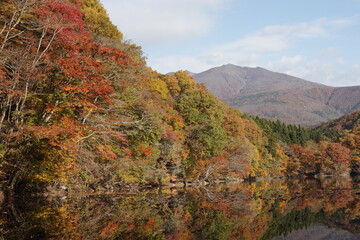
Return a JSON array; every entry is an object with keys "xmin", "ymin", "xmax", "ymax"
[
  {"xmin": 144, "ymin": 218, "xmax": 158, "ymax": 230},
  {"xmin": 290, "ymin": 144, "xmax": 318, "ymax": 175},
  {"xmin": 99, "ymin": 221, "xmax": 119, "ymax": 238},
  {"xmin": 222, "ymin": 108, "xmax": 245, "ymax": 136},
  {"xmin": 319, "ymin": 141, "xmax": 351, "ymax": 174},
  {"xmin": 140, "ymin": 147, "xmax": 154, "ymax": 159},
  {"xmin": 96, "ymin": 145, "xmax": 117, "ymax": 161}
]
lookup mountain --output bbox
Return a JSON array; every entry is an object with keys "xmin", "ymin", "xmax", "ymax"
[{"xmin": 193, "ymin": 64, "xmax": 360, "ymax": 126}]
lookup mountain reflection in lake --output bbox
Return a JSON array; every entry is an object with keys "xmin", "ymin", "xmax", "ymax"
[{"xmin": 1, "ymin": 178, "xmax": 360, "ymax": 240}]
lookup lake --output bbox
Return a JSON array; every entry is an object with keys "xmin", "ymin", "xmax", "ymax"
[{"xmin": 1, "ymin": 177, "xmax": 359, "ymax": 240}]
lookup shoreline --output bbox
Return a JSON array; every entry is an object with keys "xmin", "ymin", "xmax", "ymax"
[{"xmin": 1, "ymin": 174, "xmax": 357, "ymax": 199}]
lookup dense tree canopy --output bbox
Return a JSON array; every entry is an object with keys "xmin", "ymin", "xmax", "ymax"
[{"xmin": 0, "ymin": 0, "xmax": 358, "ymax": 193}]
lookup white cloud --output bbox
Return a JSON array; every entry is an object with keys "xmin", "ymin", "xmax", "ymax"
[
  {"xmin": 266, "ymin": 56, "xmax": 306, "ymax": 78},
  {"xmin": 321, "ymin": 47, "xmax": 338, "ymax": 55},
  {"xmin": 100, "ymin": 0, "xmax": 231, "ymax": 46},
  {"xmin": 267, "ymin": 59, "xmax": 360, "ymax": 87},
  {"xmin": 337, "ymin": 58, "xmax": 348, "ymax": 65},
  {"xmin": 307, "ymin": 61, "xmax": 360, "ymax": 87},
  {"xmin": 151, "ymin": 52, "xmax": 262, "ymax": 74},
  {"xmin": 327, "ymin": 17, "xmax": 356, "ymax": 28},
  {"xmin": 152, "ymin": 17, "xmax": 352, "ymax": 70},
  {"xmin": 218, "ymin": 34, "xmax": 289, "ymax": 52},
  {"xmin": 152, "ymin": 55, "xmax": 210, "ymax": 73},
  {"xmin": 280, "ymin": 56, "xmax": 304, "ymax": 65},
  {"xmin": 214, "ymin": 17, "xmax": 352, "ymax": 55},
  {"xmin": 353, "ymin": 64, "xmax": 360, "ymax": 69}
]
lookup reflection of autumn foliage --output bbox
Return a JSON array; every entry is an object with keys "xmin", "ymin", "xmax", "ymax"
[
  {"xmin": 1, "ymin": 178, "xmax": 359, "ymax": 239},
  {"xmin": 0, "ymin": 202, "xmax": 82, "ymax": 239}
]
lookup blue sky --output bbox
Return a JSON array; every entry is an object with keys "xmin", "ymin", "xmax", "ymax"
[{"xmin": 100, "ymin": 0, "xmax": 360, "ymax": 86}]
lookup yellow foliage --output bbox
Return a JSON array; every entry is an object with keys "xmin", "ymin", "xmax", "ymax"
[
  {"xmin": 81, "ymin": 0, "xmax": 122, "ymax": 40},
  {"xmin": 173, "ymin": 71, "xmax": 196, "ymax": 92},
  {"xmin": 222, "ymin": 108, "xmax": 245, "ymax": 137},
  {"xmin": 163, "ymin": 74, "xmax": 181, "ymax": 96},
  {"xmin": 148, "ymin": 77, "xmax": 169, "ymax": 100},
  {"xmin": 275, "ymin": 143, "xmax": 289, "ymax": 173}
]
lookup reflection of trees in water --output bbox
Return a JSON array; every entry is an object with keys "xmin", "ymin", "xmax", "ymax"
[
  {"xmin": 261, "ymin": 205, "xmax": 355, "ymax": 240},
  {"xmin": 0, "ymin": 178, "xmax": 359, "ymax": 240},
  {"xmin": 352, "ymin": 175, "xmax": 360, "ymax": 183}
]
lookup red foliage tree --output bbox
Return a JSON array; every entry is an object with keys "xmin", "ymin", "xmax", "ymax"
[{"xmin": 320, "ymin": 142, "xmax": 351, "ymax": 175}]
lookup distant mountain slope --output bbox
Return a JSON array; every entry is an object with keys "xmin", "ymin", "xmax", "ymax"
[
  {"xmin": 318, "ymin": 110, "xmax": 360, "ymax": 132},
  {"xmin": 193, "ymin": 64, "xmax": 360, "ymax": 125}
]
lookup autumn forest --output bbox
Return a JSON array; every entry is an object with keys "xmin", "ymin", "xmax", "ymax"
[{"xmin": 0, "ymin": 0, "xmax": 359, "ymax": 197}]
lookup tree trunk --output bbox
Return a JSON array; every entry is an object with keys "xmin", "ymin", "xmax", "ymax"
[{"xmin": 9, "ymin": 170, "xmax": 23, "ymax": 193}]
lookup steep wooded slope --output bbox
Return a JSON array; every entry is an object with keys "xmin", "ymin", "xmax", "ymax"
[
  {"xmin": 0, "ymin": 0, "xmax": 286, "ymax": 193},
  {"xmin": 318, "ymin": 110, "xmax": 360, "ymax": 169}
]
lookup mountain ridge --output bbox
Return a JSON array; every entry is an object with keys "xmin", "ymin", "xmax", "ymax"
[{"xmin": 193, "ymin": 64, "xmax": 360, "ymax": 126}]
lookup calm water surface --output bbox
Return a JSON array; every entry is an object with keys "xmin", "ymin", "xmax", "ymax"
[{"xmin": 1, "ymin": 177, "xmax": 360, "ymax": 240}]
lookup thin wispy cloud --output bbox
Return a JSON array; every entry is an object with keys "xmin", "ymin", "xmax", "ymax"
[
  {"xmin": 101, "ymin": 0, "xmax": 231, "ymax": 46},
  {"xmin": 216, "ymin": 18, "xmax": 354, "ymax": 54}
]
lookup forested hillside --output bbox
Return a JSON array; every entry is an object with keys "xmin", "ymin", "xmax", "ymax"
[
  {"xmin": 0, "ymin": 0, "xmax": 358, "ymax": 194},
  {"xmin": 0, "ymin": 0, "xmax": 285, "ymax": 193},
  {"xmin": 317, "ymin": 110, "xmax": 360, "ymax": 173},
  {"xmin": 252, "ymin": 113, "xmax": 359, "ymax": 177}
]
